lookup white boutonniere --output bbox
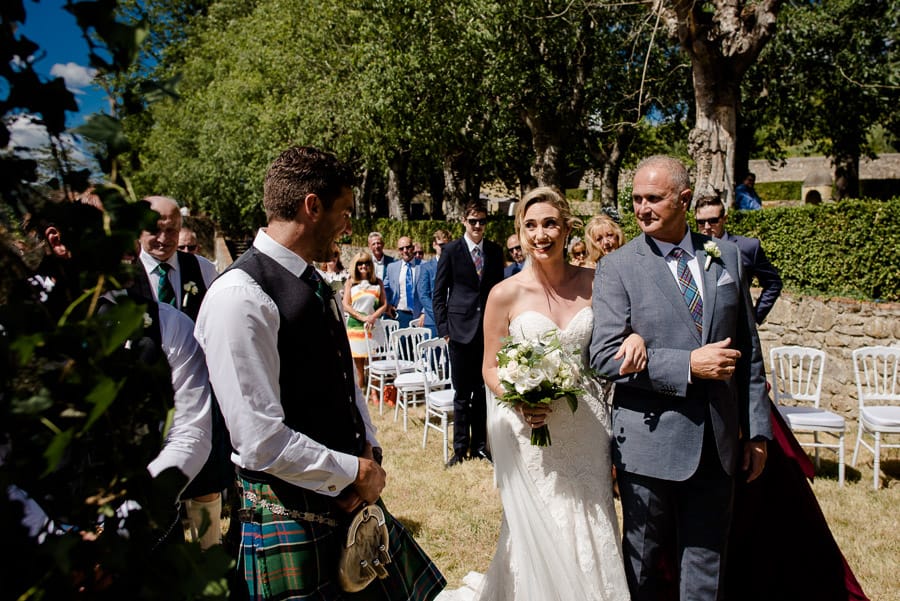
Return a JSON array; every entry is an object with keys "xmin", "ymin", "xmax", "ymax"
[
  {"xmin": 143, "ymin": 312, "xmax": 153, "ymax": 328},
  {"xmin": 183, "ymin": 281, "xmax": 199, "ymax": 307},
  {"xmin": 703, "ymin": 241, "xmax": 721, "ymax": 271}
]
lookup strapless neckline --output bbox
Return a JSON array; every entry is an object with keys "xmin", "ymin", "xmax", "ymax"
[{"xmin": 509, "ymin": 306, "xmax": 592, "ymax": 334}]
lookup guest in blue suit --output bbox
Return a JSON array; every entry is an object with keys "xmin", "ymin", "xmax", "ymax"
[
  {"xmin": 694, "ymin": 194, "xmax": 783, "ymax": 324},
  {"xmin": 415, "ymin": 229, "xmax": 451, "ymax": 338},
  {"xmin": 383, "ymin": 235, "xmax": 422, "ymax": 328},
  {"xmin": 503, "ymin": 234, "xmax": 525, "ymax": 278}
]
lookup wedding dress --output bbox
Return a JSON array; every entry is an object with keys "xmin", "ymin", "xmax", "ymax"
[{"xmin": 438, "ymin": 307, "xmax": 630, "ymax": 601}]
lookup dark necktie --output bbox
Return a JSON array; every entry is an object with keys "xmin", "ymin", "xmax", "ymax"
[
  {"xmin": 671, "ymin": 247, "xmax": 702, "ymax": 334},
  {"xmin": 156, "ymin": 262, "xmax": 177, "ymax": 306},
  {"xmin": 472, "ymin": 246, "xmax": 484, "ymax": 280},
  {"xmin": 303, "ymin": 265, "xmax": 333, "ymax": 310},
  {"xmin": 404, "ymin": 262, "xmax": 414, "ymax": 309}
]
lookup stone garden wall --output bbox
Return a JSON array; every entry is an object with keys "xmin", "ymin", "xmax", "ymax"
[{"xmin": 757, "ymin": 291, "xmax": 900, "ymax": 417}]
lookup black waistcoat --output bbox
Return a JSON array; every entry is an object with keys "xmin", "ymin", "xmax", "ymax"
[{"xmin": 230, "ymin": 247, "xmax": 365, "ymax": 457}]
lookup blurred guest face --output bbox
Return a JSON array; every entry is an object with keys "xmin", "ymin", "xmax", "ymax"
[
  {"xmin": 413, "ymin": 243, "xmax": 424, "ymax": 260},
  {"xmin": 507, "ymin": 234, "xmax": 524, "ymax": 264},
  {"xmin": 397, "ymin": 236, "xmax": 415, "ymax": 262},
  {"xmin": 592, "ymin": 225, "xmax": 620, "ymax": 256},
  {"xmin": 178, "ymin": 229, "xmax": 199, "ymax": 254},
  {"xmin": 368, "ymin": 235, "xmax": 385, "ymax": 259},
  {"xmin": 694, "ymin": 205, "xmax": 726, "ymax": 238},
  {"xmin": 140, "ymin": 196, "xmax": 182, "ymax": 261}
]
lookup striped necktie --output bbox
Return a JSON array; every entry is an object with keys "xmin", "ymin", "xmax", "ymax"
[
  {"xmin": 472, "ymin": 246, "xmax": 484, "ymax": 280},
  {"xmin": 671, "ymin": 247, "xmax": 702, "ymax": 334}
]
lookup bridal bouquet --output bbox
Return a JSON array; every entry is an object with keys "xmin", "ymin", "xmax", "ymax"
[{"xmin": 495, "ymin": 329, "xmax": 586, "ymax": 446}]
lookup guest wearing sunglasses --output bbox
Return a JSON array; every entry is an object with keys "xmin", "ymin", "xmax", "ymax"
[
  {"xmin": 383, "ymin": 235, "xmax": 423, "ymax": 328},
  {"xmin": 694, "ymin": 194, "xmax": 782, "ymax": 324},
  {"xmin": 178, "ymin": 226, "xmax": 200, "ymax": 255},
  {"xmin": 503, "ymin": 234, "xmax": 526, "ymax": 278},
  {"xmin": 433, "ymin": 203, "xmax": 504, "ymax": 467},
  {"xmin": 568, "ymin": 237, "xmax": 590, "ymax": 268}
]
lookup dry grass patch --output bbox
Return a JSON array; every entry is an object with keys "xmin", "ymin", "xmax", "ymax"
[{"xmin": 373, "ymin": 404, "xmax": 899, "ymax": 600}]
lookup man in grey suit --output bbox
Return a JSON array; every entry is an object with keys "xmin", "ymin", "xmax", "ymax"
[{"xmin": 590, "ymin": 155, "xmax": 771, "ymax": 601}]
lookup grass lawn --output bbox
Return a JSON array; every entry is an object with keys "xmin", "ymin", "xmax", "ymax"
[{"xmin": 372, "ymin": 402, "xmax": 900, "ymax": 601}]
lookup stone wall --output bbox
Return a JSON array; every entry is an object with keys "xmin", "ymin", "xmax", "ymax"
[{"xmin": 757, "ymin": 291, "xmax": 900, "ymax": 417}]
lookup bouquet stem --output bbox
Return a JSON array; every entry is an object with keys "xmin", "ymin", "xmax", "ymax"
[{"xmin": 530, "ymin": 425, "xmax": 551, "ymax": 447}]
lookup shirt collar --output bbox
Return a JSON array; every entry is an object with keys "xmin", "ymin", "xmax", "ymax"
[
  {"xmin": 651, "ymin": 229, "xmax": 695, "ymax": 259},
  {"xmin": 139, "ymin": 248, "xmax": 178, "ymax": 273},
  {"xmin": 253, "ymin": 228, "xmax": 311, "ymax": 278},
  {"xmin": 463, "ymin": 235, "xmax": 483, "ymax": 253}
]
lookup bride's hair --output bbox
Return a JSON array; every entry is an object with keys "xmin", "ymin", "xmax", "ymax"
[{"xmin": 514, "ymin": 186, "xmax": 583, "ymax": 257}]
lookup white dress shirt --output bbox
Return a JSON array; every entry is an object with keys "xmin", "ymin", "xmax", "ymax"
[
  {"xmin": 651, "ymin": 230, "xmax": 706, "ymax": 300},
  {"xmin": 139, "ymin": 249, "xmax": 219, "ymax": 309},
  {"xmin": 147, "ymin": 302, "xmax": 214, "ymax": 483},
  {"xmin": 194, "ymin": 229, "xmax": 379, "ymax": 497}
]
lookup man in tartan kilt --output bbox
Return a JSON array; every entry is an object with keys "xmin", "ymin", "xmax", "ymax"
[{"xmin": 196, "ymin": 146, "xmax": 445, "ymax": 600}]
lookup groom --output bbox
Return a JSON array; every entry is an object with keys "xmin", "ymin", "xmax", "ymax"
[{"xmin": 590, "ymin": 155, "xmax": 771, "ymax": 600}]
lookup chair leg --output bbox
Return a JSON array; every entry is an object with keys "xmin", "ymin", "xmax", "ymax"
[
  {"xmin": 851, "ymin": 426, "xmax": 863, "ymax": 466},
  {"xmin": 813, "ymin": 432, "xmax": 821, "ymax": 469},
  {"xmin": 838, "ymin": 433, "xmax": 845, "ymax": 487},
  {"xmin": 441, "ymin": 414, "xmax": 449, "ymax": 464},
  {"xmin": 422, "ymin": 409, "xmax": 429, "ymax": 449},
  {"xmin": 873, "ymin": 432, "xmax": 881, "ymax": 490}
]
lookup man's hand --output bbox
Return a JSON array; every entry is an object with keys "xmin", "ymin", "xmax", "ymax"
[
  {"xmin": 353, "ymin": 456, "xmax": 386, "ymax": 505},
  {"xmin": 742, "ymin": 440, "xmax": 767, "ymax": 482},
  {"xmin": 690, "ymin": 338, "xmax": 741, "ymax": 380}
]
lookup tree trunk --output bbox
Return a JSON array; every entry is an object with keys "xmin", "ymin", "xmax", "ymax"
[
  {"xmin": 664, "ymin": 0, "xmax": 782, "ymax": 207},
  {"xmin": 525, "ymin": 112, "xmax": 564, "ymax": 190},
  {"xmin": 442, "ymin": 149, "xmax": 474, "ymax": 220},
  {"xmin": 832, "ymin": 154, "xmax": 860, "ymax": 201},
  {"xmin": 598, "ymin": 128, "xmax": 635, "ymax": 208},
  {"xmin": 386, "ymin": 150, "xmax": 410, "ymax": 221}
]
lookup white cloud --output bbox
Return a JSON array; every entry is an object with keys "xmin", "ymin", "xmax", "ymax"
[
  {"xmin": 6, "ymin": 114, "xmax": 100, "ymax": 175},
  {"xmin": 49, "ymin": 62, "xmax": 98, "ymax": 94},
  {"xmin": 8, "ymin": 114, "xmax": 49, "ymax": 150}
]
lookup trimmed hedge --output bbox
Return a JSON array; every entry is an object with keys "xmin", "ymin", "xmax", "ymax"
[{"xmin": 350, "ymin": 197, "xmax": 900, "ymax": 302}]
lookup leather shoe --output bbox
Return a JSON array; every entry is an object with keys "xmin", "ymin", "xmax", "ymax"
[
  {"xmin": 445, "ymin": 454, "xmax": 466, "ymax": 468},
  {"xmin": 474, "ymin": 449, "xmax": 492, "ymax": 463}
]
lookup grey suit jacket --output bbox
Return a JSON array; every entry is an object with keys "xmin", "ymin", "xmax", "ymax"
[{"xmin": 589, "ymin": 232, "xmax": 771, "ymax": 481}]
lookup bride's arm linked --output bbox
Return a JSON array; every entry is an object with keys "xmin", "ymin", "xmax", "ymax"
[{"xmin": 615, "ymin": 333, "xmax": 647, "ymax": 375}]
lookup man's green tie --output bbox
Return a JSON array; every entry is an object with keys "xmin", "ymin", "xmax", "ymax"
[{"xmin": 156, "ymin": 262, "xmax": 177, "ymax": 306}]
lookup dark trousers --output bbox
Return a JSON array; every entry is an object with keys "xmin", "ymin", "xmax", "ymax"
[
  {"xmin": 618, "ymin": 422, "xmax": 735, "ymax": 601},
  {"xmin": 448, "ymin": 338, "xmax": 487, "ymax": 458},
  {"xmin": 395, "ymin": 309, "xmax": 414, "ymax": 329}
]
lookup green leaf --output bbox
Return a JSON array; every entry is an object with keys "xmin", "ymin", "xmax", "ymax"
[
  {"xmin": 42, "ymin": 428, "xmax": 75, "ymax": 476},
  {"xmin": 83, "ymin": 375, "xmax": 126, "ymax": 431},
  {"xmin": 73, "ymin": 113, "xmax": 132, "ymax": 157}
]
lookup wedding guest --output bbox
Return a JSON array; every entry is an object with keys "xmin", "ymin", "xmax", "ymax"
[
  {"xmin": 694, "ymin": 193, "xmax": 783, "ymax": 324},
  {"xmin": 195, "ymin": 145, "xmax": 445, "ymax": 599},
  {"xmin": 177, "ymin": 226, "xmax": 200, "ymax": 255},
  {"xmin": 568, "ymin": 237, "xmax": 590, "ymax": 267},
  {"xmin": 503, "ymin": 234, "xmax": 525, "ymax": 278},
  {"xmin": 590, "ymin": 155, "xmax": 771, "ymax": 601},
  {"xmin": 343, "ymin": 251, "xmax": 388, "ymax": 391},
  {"xmin": 383, "ymin": 235, "xmax": 423, "ymax": 328},
  {"xmin": 368, "ymin": 231, "xmax": 395, "ymax": 280},
  {"xmin": 413, "ymin": 241, "xmax": 426, "ymax": 261},
  {"xmin": 735, "ymin": 172, "xmax": 762, "ymax": 211},
  {"xmin": 319, "ymin": 244, "xmax": 349, "ymax": 298},
  {"xmin": 585, "ymin": 213, "xmax": 626, "ymax": 265},
  {"xmin": 433, "ymin": 202, "xmax": 504, "ymax": 467}
]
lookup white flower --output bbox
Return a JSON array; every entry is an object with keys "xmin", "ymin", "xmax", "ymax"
[
  {"xmin": 183, "ymin": 281, "xmax": 199, "ymax": 307},
  {"xmin": 143, "ymin": 312, "xmax": 153, "ymax": 328},
  {"xmin": 703, "ymin": 241, "xmax": 721, "ymax": 271}
]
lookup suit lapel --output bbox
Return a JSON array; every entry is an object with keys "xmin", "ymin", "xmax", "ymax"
[{"xmin": 642, "ymin": 235, "xmax": 700, "ymax": 341}]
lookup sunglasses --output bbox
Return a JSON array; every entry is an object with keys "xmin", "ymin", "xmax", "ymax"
[
  {"xmin": 414, "ymin": 250, "xmax": 424, "ymax": 256},
  {"xmin": 178, "ymin": 244, "xmax": 198, "ymax": 252},
  {"xmin": 695, "ymin": 217, "xmax": 722, "ymax": 226},
  {"xmin": 467, "ymin": 218, "xmax": 487, "ymax": 226},
  {"xmin": 508, "ymin": 245, "xmax": 522, "ymax": 253},
  {"xmin": 398, "ymin": 244, "xmax": 414, "ymax": 251},
  {"xmin": 436, "ymin": 241, "xmax": 447, "ymax": 247},
  {"xmin": 573, "ymin": 251, "xmax": 586, "ymax": 257}
]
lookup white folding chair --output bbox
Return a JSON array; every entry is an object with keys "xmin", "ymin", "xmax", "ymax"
[
  {"xmin": 392, "ymin": 329, "xmax": 434, "ymax": 431},
  {"xmin": 365, "ymin": 319, "xmax": 399, "ymax": 414},
  {"xmin": 420, "ymin": 338, "xmax": 456, "ymax": 463},
  {"xmin": 770, "ymin": 346, "xmax": 845, "ymax": 486},
  {"xmin": 851, "ymin": 346, "xmax": 900, "ymax": 489}
]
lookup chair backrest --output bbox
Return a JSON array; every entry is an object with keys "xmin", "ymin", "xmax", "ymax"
[
  {"xmin": 418, "ymin": 337, "xmax": 452, "ymax": 392},
  {"xmin": 852, "ymin": 346, "xmax": 900, "ymax": 408},
  {"xmin": 769, "ymin": 346, "xmax": 826, "ymax": 408},
  {"xmin": 389, "ymin": 327, "xmax": 432, "ymax": 366},
  {"xmin": 367, "ymin": 319, "xmax": 399, "ymax": 361}
]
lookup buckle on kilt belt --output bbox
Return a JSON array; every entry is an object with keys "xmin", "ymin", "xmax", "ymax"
[{"xmin": 238, "ymin": 490, "xmax": 338, "ymax": 527}]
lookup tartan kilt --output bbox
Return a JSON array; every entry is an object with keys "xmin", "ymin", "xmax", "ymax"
[{"xmin": 238, "ymin": 477, "xmax": 445, "ymax": 601}]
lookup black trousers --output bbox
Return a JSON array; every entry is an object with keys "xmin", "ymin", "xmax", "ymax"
[{"xmin": 448, "ymin": 337, "xmax": 487, "ymax": 458}]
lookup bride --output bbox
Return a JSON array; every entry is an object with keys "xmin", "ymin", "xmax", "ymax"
[{"xmin": 471, "ymin": 187, "xmax": 644, "ymax": 601}]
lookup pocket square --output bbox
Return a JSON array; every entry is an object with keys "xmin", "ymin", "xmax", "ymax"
[{"xmin": 716, "ymin": 270, "xmax": 735, "ymax": 286}]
